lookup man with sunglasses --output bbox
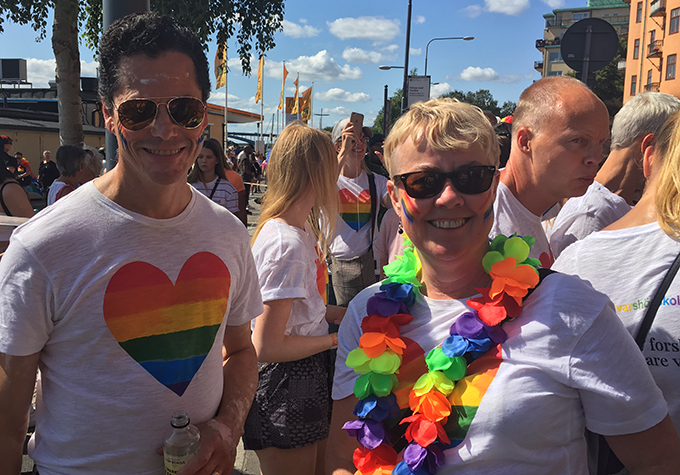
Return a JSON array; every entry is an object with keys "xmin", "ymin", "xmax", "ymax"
[
  {"xmin": 490, "ymin": 76, "xmax": 610, "ymax": 268},
  {"xmin": 0, "ymin": 13, "xmax": 261, "ymax": 475}
]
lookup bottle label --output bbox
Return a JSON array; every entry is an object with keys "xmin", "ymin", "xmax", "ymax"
[{"xmin": 164, "ymin": 453, "xmax": 193, "ymax": 475}]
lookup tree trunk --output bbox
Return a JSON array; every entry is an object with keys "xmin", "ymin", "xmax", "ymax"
[{"xmin": 52, "ymin": 0, "xmax": 83, "ymax": 146}]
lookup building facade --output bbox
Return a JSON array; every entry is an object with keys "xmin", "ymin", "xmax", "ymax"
[
  {"xmin": 536, "ymin": 0, "xmax": 630, "ymax": 78},
  {"xmin": 624, "ymin": 0, "xmax": 680, "ymax": 102}
]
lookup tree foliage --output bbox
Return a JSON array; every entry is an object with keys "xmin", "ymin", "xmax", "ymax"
[
  {"xmin": 0, "ymin": 0, "xmax": 285, "ymax": 74},
  {"xmin": 440, "ymin": 89, "xmax": 516, "ymax": 117}
]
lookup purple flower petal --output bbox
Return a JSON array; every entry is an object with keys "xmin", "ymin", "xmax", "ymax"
[
  {"xmin": 367, "ymin": 293, "xmax": 408, "ymax": 317},
  {"xmin": 404, "ymin": 442, "xmax": 427, "ymax": 471},
  {"xmin": 342, "ymin": 419, "xmax": 386, "ymax": 449},
  {"xmin": 451, "ymin": 311, "xmax": 484, "ymax": 338}
]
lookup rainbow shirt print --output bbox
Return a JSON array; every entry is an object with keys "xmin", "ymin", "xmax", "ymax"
[
  {"xmin": 103, "ymin": 252, "xmax": 231, "ymax": 396},
  {"xmin": 339, "ymin": 188, "xmax": 371, "ymax": 231}
]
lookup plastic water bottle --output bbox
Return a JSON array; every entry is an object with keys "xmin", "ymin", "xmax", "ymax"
[{"xmin": 163, "ymin": 411, "xmax": 200, "ymax": 474}]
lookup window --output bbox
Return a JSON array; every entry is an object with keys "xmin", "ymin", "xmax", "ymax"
[
  {"xmin": 648, "ymin": 69, "xmax": 653, "ymax": 86},
  {"xmin": 548, "ymin": 51, "xmax": 563, "ymax": 62},
  {"xmin": 637, "ymin": 2, "xmax": 643, "ymax": 23},
  {"xmin": 671, "ymin": 8, "xmax": 680, "ymax": 34},
  {"xmin": 634, "ymin": 39, "xmax": 640, "ymax": 59},
  {"xmin": 650, "ymin": 29, "xmax": 656, "ymax": 44},
  {"xmin": 667, "ymin": 54, "xmax": 677, "ymax": 80},
  {"xmin": 573, "ymin": 12, "xmax": 589, "ymax": 21},
  {"xmin": 547, "ymin": 71, "xmax": 563, "ymax": 77},
  {"xmin": 631, "ymin": 75, "xmax": 637, "ymax": 96}
]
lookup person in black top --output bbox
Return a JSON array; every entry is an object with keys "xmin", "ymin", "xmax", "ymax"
[{"xmin": 38, "ymin": 150, "xmax": 60, "ymax": 195}]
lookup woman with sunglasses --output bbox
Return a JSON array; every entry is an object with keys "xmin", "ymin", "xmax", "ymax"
[
  {"xmin": 243, "ymin": 122, "xmax": 347, "ymax": 475},
  {"xmin": 326, "ymin": 98, "xmax": 680, "ymax": 475},
  {"xmin": 188, "ymin": 138, "xmax": 246, "ymax": 225}
]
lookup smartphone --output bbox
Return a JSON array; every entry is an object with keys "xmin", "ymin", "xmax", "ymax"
[{"xmin": 350, "ymin": 112, "xmax": 364, "ymax": 132}]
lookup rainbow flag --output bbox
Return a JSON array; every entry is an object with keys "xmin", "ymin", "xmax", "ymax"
[
  {"xmin": 103, "ymin": 252, "xmax": 231, "ymax": 396},
  {"xmin": 339, "ymin": 188, "xmax": 371, "ymax": 231}
]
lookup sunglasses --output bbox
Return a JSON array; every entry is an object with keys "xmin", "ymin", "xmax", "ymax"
[
  {"xmin": 392, "ymin": 165, "xmax": 497, "ymax": 199},
  {"xmin": 115, "ymin": 97, "xmax": 205, "ymax": 131}
]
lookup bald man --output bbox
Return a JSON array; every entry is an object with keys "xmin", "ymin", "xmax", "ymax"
[{"xmin": 490, "ymin": 77, "xmax": 610, "ymax": 267}]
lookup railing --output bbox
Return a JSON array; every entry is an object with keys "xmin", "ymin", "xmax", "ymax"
[
  {"xmin": 536, "ymin": 38, "xmax": 561, "ymax": 49},
  {"xmin": 534, "ymin": 61, "xmax": 544, "ymax": 70},
  {"xmin": 644, "ymin": 82, "xmax": 661, "ymax": 92},
  {"xmin": 650, "ymin": 0, "xmax": 666, "ymax": 17},
  {"xmin": 545, "ymin": 15, "xmax": 629, "ymax": 28},
  {"xmin": 648, "ymin": 40, "xmax": 663, "ymax": 57}
]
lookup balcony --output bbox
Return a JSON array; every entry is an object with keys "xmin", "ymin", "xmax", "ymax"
[
  {"xmin": 650, "ymin": 0, "xmax": 666, "ymax": 17},
  {"xmin": 536, "ymin": 38, "xmax": 561, "ymax": 51},
  {"xmin": 647, "ymin": 40, "xmax": 663, "ymax": 58},
  {"xmin": 534, "ymin": 61, "xmax": 544, "ymax": 71},
  {"xmin": 545, "ymin": 15, "xmax": 629, "ymax": 28},
  {"xmin": 644, "ymin": 82, "xmax": 661, "ymax": 92}
]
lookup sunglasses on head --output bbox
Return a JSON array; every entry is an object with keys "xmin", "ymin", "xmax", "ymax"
[
  {"xmin": 114, "ymin": 97, "xmax": 205, "ymax": 131},
  {"xmin": 392, "ymin": 165, "xmax": 497, "ymax": 199}
]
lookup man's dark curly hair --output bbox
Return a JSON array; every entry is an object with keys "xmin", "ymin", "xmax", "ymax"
[{"xmin": 98, "ymin": 12, "xmax": 211, "ymax": 111}]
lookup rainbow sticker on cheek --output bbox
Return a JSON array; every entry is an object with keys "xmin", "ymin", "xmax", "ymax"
[
  {"xmin": 401, "ymin": 194, "xmax": 421, "ymax": 224},
  {"xmin": 197, "ymin": 137, "xmax": 205, "ymax": 147},
  {"xmin": 481, "ymin": 191, "xmax": 495, "ymax": 222},
  {"xmin": 116, "ymin": 124, "xmax": 130, "ymax": 150}
]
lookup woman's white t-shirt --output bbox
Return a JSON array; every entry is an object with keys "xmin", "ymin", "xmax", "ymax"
[
  {"xmin": 190, "ymin": 177, "xmax": 239, "ymax": 213},
  {"xmin": 252, "ymin": 219, "xmax": 329, "ymax": 337}
]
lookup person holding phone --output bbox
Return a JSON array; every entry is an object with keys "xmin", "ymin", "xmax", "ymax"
[{"xmin": 328, "ymin": 114, "xmax": 391, "ymax": 307}]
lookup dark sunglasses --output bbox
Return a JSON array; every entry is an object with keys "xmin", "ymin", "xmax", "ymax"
[
  {"xmin": 115, "ymin": 97, "xmax": 206, "ymax": 131},
  {"xmin": 392, "ymin": 165, "xmax": 497, "ymax": 199}
]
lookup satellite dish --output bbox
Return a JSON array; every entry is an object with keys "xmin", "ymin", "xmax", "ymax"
[{"xmin": 560, "ymin": 18, "xmax": 619, "ymax": 86}]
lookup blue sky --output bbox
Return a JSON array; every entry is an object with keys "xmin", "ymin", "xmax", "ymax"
[{"xmin": 0, "ymin": 0, "xmax": 602, "ymax": 134}]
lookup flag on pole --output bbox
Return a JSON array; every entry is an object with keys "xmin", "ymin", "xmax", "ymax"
[
  {"xmin": 278, "ymin": 62, "xmax": 288, "ymax": 111},
  {"xmin": 214, "ymin": 45, "xmax": 227, "ymax": 89},
  {"xmin": 291, "ymin": 75, "xmax": 300, "ymax": 114},
  {"xmin": 255, "ymin": 55, "xmax": 264, "ymax": 103},
  {"xmin": 300, "ymin": 86, "xmax": 312, "ymax": 122}
]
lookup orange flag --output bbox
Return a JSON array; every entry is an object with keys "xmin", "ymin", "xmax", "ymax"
[
  {"xmin": 300, "ymin": 86, "xmax": 312, "ymax": 121},
  {"xmin": 255, "ymin": 55, "xmax": 264, "ymax": 103},
  {"xmin": 214, "ymin": 45, "xmax": 227, "ymax": 89},
  {"xmin": 278, "ymin": 62, "xmax": 288, "ymax": 111},
  {"xmin": 291, "ymin": 75, "xmax": 300, "ymax": 114}
]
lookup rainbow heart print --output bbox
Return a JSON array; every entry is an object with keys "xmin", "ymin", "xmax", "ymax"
[
  {"xmin": 103, "ymin": 252, "xmax": 231, "ymax": 396},
  {"xmin": 339, "ymin": 188, "xmax": 371, "ymax": 231}
]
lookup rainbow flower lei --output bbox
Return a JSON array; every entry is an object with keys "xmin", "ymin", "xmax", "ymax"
[{"xmin": 342, "ymin": 234, "xmax": 541, "ymax": 475}]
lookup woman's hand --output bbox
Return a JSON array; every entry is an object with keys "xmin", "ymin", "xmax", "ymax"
[{"xmin": 325, "ymin": 305, "xmax": 346, "ymax": 325}]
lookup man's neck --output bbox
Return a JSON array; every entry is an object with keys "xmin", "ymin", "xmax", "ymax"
[
  {"xmin": 500, "ymin": 164, "xmax": 556, "ymax": 217},
  {"xmin": 94, "ymin": 167, "xmax": 192, "ymax": 219},
  {"xmin": 595, "ymin": 147, "xmax": 645, "ymax": 206}
]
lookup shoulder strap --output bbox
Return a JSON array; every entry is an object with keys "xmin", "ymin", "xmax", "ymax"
[
  {"xmin": 209, "ymin": 177, "xmax": 221, "ymax": 199},
  {"xmin": 0, "ymin": 180, "xmax": 16, "ymax": 216},
  {"xmin": 56, "ymin": 184, "xmax": 76, "ymax": 201},
  {"xmin": 367, "ymin": 172, "xmax": 377, "ymax": 246},
  {"xmin": 522, "ymin": 268, "xmax": 555, "ymax": 302},
  {"xmin": 634, "ymin": 250, "xmax": 680, "ymax": 350}
]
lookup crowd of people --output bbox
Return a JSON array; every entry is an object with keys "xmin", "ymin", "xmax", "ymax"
[{"xmin": 2, "ymin": 11, "xmax": 680, "ymax": 475}]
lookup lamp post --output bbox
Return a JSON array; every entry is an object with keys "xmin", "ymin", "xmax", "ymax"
[
  {"xmin": 401, "ymin": 0, "xmax": 413, "ymax": 114},
  {"xmin": 424, "ymin": 36, "xmax": 474, "ymax": 78}
]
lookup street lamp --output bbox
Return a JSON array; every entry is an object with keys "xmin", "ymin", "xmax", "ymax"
[
  {"xmin": 379, "ymin": 65, "xmax": 405, "ymax": 71},
  {"xmin": 424, "ymin": 36, "xmax": 474, "ymax": 77}
]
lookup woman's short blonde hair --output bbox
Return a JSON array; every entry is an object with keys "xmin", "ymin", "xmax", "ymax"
[
  {"xmin": 655, "ymin": 111, "xmax": 680, "ymax": 239},
  {"xmin": 383, "ymin": 98, "xmax": 500, "ymax": 176},
  {"xmin": 252, "ymin": 122, "xmax": 338, "ymax": 259}
]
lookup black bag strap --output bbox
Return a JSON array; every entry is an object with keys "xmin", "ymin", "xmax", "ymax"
[
  {"xmin": 209, "ymin": 177, "xmax": 221, "ymax": 200},
  {"xmin": 367, "ymin": 172, "xmax": 377, "ymax": 247},
  {"xmin": 634, "ymin": 249, "xmax": 680, "ymax": 350},
  {"xmin": 0, "ymin": 180, "xmax": 17, "ymax": 216}
]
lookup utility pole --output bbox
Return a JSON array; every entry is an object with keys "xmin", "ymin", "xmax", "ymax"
[{"xmin": 314, "ymin": 108, "xmax": 329, "ymax": 129}]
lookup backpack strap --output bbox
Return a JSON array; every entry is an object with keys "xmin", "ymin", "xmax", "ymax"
[
  {"xmin": 367, "ymin": 172, "xmax": 377, "ymax": 247},
  {"xmin": 522, "ymin": 268, "xmax": 556, "ymax": 303}
]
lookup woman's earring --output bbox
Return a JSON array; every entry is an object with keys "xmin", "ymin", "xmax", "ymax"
[{"xmin": 398, "ymin": 220, "xmax": 404, "ymax": 235}]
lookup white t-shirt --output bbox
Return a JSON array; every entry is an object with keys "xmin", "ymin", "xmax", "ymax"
[
  {"xmin": 549, "ymin": 181, "xmax": 631, "ymax": 259},
  {"xmin": 333, "ymin": 273, "xmax": 667, "ymax": 474},
  {"xmin": 190, "ymin": 176, "xmax": 239, "ymax": 214},
  {"xmin": 491, "ymin": 182, "xmax": 554, "ymax": 267},
  {"xmin": 47, "ymin": 181, "xmax": 74, "ymax": 206},
  {"xmin": 252, "ymin": 219, "xmax": 329, "ymax": 337},
  {"xmin": 373, "ymin": 208, "xmax": 405, "ymax": 266},
  {"xmin": 0, "ymin": 182, "xmax": 263, "ymax": 475},
  {"xmin": 553, "ymin": 222, "xmax": 680, "ymax": 433},
  {"xmin": 330, "ymin": 171, "xmax": 388, "ymax": 259}
]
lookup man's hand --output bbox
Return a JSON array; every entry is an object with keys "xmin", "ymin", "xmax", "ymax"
[{"xmin": 176, "ymin": 418, "xmax": 237, "ymax": 475}]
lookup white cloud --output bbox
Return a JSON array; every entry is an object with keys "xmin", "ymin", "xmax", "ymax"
[
  {"xmin": 463, "ymin": 5, "xmax": 484, "ymax": 18},
  {"xmin": 26, "ymin": 58, "xmax": 99, "ymax": 88},
  {"xmin": 383, "ymin": 44, "xmax": 399, "ymax": 53},
  {"xmin": 485, "ymin": 0, "xmax": 529, "ymax": 15},
  {"xmin": 276, "ymin": 51, "xmax": 363, "ymax": 83},
  {"xmin": 416, "ymin": 15, "xmax": 426, "ymax": 24},
  {"xmin": 460, "ymin": 66, "xmax": 500, "ymax": 82},
  {"xmin": 542, "ymin": 0, "xmax": 565, "ymax": 8},
  {"xmin": 328, "ymin": 16, "xmax": 400, "ymax": 41},
  {"xmin": 315, "ymin": 88, "xmax": 371, "ymax": 103},
  {"xmin": 410, "ymin": 48, "xmax": 422, "ymax": 56},
  {"xmin": 342, "ymin": 47, "xmax": 385, "ymax": 64},
  {"xmin": 282, "ymin": 19, "xmax": 321, "ymax": 38},
  {"xmin": 455, "ymin": 66, "xmax": 522, "ymax": 83},
  {"xmin": 210, "ymin": 91, "xmax": 242, "ymax": 107},
  {"xmin": 430, "ymin": 82, "xmax": 452, "ymax": 98}
]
